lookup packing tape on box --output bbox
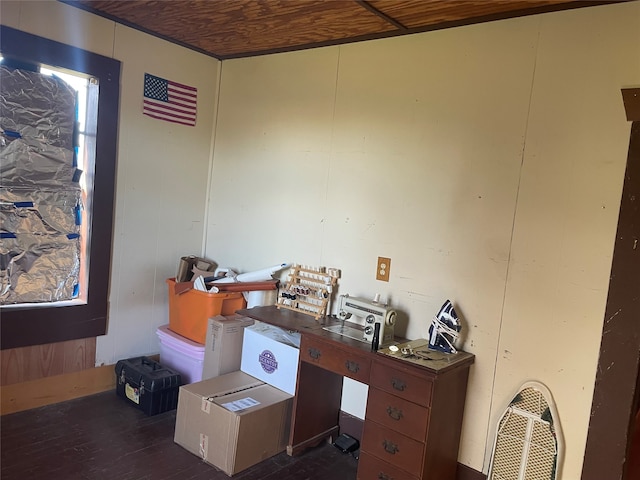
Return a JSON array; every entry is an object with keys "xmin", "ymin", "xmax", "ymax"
[{"xmin": 199, "ymin": 434, "xmax": 209, "ymax": 460}]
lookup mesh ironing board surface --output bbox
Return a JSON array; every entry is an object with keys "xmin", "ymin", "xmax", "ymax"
[{"xmin": 488, "ymin": 382, "xmax": 563, "ymax": 480}]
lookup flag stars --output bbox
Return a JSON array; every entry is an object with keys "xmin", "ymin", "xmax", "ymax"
[{"xmin": 144, "ymin": 74, "xmax": 169, "ymax": 102}]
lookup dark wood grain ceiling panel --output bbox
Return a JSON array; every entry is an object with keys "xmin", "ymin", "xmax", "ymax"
[
  {"xmin": 368, "ymin": 0, "xmax": 599, "ymax": 28},
  {"xmin": 184, "ymin": 0, "xmax": 395, "ymax": 55},
  {"xmin": 65, "ymin": 0, "xmax": 626, "ymax": 59},
  {"xmin": 73, "ymin": 0, "xmax": 395, "ymax": 58}
]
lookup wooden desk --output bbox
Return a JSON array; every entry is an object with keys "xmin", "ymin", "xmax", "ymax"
[{"xmin": 239, "ymin": 306, "xmax": 474, "ymax": 480}]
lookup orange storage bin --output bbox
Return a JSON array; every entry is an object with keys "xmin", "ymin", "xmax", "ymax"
[{"xmin": 166, "ymin": 278, "xmax": 246, "ymax": 344}]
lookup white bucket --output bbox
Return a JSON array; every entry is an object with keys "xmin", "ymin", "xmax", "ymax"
[{"xmin": 243, "ymin": 289, "xmax": 278, "ymax": 308}]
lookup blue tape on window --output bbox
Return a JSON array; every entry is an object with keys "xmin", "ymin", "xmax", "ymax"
[
  {"xmin": 73, "ymin": 118, "xmax": 79, "ymax": 147},
  {"xmin": 72, "ymin": 283, "xmax": 80, "ymax": 298},
  {"xmin": 1, "ymin": 57, "xmax": 39, "ymax": 73},
  {"xmin": 67, "ymin": 233, "xmax": 80, "ymax": 240},
  {"xmin": 3, "ymin": 129, "xmax": 21, "ymax": 139},
  {"xmin": 1, "ymin": 232, "xmax": 17, "ymax": 238},
  {"xmin": 72, "ymin": 168, "xmax": 83, "ymax": 183},
  {"xmin": 75, "ymin": 205, "xmax": 82, "ymax": 225},
  {"xmin": 13, "ymin": 201, "xmax": 34, "ymax": 208}
]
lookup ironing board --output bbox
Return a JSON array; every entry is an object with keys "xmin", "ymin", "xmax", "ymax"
[{"xmin": 488, "ymin": 381, "xmax": 563, "ymax": 480}]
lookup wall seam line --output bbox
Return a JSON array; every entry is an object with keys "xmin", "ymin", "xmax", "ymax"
[
  {"xmin": 202, "ymin": 60, "xmax": 223, "ymax": 259},
  {"xmin": 320, "ymin": 47, "xmax": 342, "ymax": 265},
  {"xmin": 482, "ymin": 22, "xmax": 542, "ymax": 473}
]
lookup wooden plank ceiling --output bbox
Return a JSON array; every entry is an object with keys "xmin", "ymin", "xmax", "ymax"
[{"xmin": 65, "ymin": 0, "xmax": 623, "ymax": 59}]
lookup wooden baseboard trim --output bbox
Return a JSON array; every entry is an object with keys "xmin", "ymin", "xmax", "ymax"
[
  {"xmin": 286, "ymin": 426, "xmax": 341, "ymax": 456},
  {"xmin": 457, "ymin": 462, "xmax": 487, "ymax": 480},
  {"xmin": 0, "ymin": 355, "xmax": 161, "ymax": 416},
  {"xmin": 1, "ymin": 363, "xmax": 116, "ymax": 415},
  {"xmin": 339, "ymin": 410, "xmax": 365, "ymax": 442}
]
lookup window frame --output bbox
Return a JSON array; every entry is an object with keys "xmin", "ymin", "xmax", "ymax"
[{"xmin": 0, "ymin": 25, "xmax": 120, "ymax": 349}]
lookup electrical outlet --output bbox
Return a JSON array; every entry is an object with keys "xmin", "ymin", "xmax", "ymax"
[{"xmin": 376, "ymin": 257, "xmax": 391, "ymax": 282}]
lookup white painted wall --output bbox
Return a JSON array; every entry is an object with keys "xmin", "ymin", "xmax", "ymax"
[
  {"xmin": 2, "ymin": 1, "xmax": 639, "ymax": 477},
  {"xmin": 0, "ymin": 1, "xmax": 221, "ymax": 365},
  {"xmin": 205, "ymin": 2, "xmax": 640, "ymax": 477}
]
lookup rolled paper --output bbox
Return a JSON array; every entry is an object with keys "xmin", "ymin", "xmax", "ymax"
[{"xmin": 236, "ymin": 263, "xmax": 290, "ymax": 282}]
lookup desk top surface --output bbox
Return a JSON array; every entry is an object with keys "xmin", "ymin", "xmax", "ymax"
[{"xmin": 238, "ymin": 305, "xmax": 474, "ymax": 374}]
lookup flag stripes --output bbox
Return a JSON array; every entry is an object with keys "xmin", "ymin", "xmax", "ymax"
[{"xmin": 143, "ymin": 73, "xmax": 197, "ymax": 126}]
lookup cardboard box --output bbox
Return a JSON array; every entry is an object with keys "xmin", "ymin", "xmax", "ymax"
[
  {"xmin": 174, "ymin": 371, "xmax": 292, "ymax": 476},
  {"xmin": 203, "ymin": 315, "xmax": 254, "ymax": 379},
  {"xmin": 240, "ymin": 321, "xmax": 301, "ymax": 395}
]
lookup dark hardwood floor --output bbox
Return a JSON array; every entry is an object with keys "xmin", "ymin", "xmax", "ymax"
[{"xmin": 0, "ymin": 391, "xmax": 358, "ymax": 480}]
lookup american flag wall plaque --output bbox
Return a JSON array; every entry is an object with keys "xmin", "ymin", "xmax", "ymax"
[{"xmin": 143, "ymin": 73, "xmax": 197, "ymax": 126}]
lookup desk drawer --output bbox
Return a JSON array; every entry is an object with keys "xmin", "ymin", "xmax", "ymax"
[
  {"xmin": 357, "ymin": 451, "xmax": 420, "ymax": 480},
  {"xmin": 361, "ymin": 421, "xmax": 424, "ymax": 475},
  {"xmin": 366, "ymin": 387, "xmax": 429, "ymax": 442},
  {"xmin": 370, "ymin": 362, "xmax": 433, "ymax": 407},
  {"xmin": 300, "ymin": 335, "xmax": 371, "ymax": 383}
]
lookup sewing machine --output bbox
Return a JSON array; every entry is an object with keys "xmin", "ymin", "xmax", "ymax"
[{"xmin": 324, "ymin": 294, "xmax": 396, "ymax": 347}]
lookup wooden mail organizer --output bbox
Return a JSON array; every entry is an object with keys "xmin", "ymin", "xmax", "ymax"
[{"xmin": 239, "ymin": 306, "xmax": 474, "ymax": 480}]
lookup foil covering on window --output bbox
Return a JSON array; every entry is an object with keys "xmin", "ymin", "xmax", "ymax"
[
  {"xmin": 1, "ymin": 136, "xmax": 77, "ymax": 186},
  {"xmin": 0, "ymin": 65, "xmax": 80, "ymax": 304},
  {"xmin": 0, "ymin": 66, "xmax": 76, "ymax": 149}
]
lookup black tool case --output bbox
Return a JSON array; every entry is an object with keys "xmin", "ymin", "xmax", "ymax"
[{"xmin": 115, "ymin": 356, "xmax": 182, "ymax": 416}]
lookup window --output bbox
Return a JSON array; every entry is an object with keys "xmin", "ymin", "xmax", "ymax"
[
  {"xmin": 1, "ymin": 64, "xmax": 95, "ymax": 307},
  {"xmin": 0, "ymin": 26, "xmax": 120, "ymax": 349}
]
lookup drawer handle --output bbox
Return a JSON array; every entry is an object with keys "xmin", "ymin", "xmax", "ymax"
[
  {"xmin": 308, "ymin": 347, "xmax": 321, "ymax": 360},
  {"xmin": 391, "ymin": 378, "xmax": 406, "ymax": 391},
  {"xmin": 345, "ymin": 360, "xmax": 360, "ymax": 373},
  {"xmin": 378, "ymin": 473, "xmax": 394, "ymax": 480},
  {"xmin": 386, "ymin": 406, "xmax": 403, "ymax": 421},
  {"xmin": 382, "ymin": 439, "xmax": 399, "ymax": 454}
]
